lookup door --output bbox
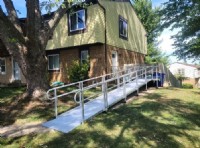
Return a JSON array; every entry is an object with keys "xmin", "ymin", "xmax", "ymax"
[
  {"xmin": 13, "ymin": 60, "xmax": 21, "ymax": 80},
  {"xmin": 112, "ymin": 51, "xmax": 118, "ymax": 73}
]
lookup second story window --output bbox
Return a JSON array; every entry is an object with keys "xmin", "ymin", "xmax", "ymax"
[
  {"xmin": 69, "ymin": 9, "xmax": 86, "ymax": 32},
  {"xmin": 0, "ymin": 58, "xmax": 6, "ymax": 74},
  {"xmin": 48, "ymin": 54, "xmax": 60, "ymax": 71},
  {"xmin": 119, "ymin": 16, "xmax": 128, "ymax": 40}
]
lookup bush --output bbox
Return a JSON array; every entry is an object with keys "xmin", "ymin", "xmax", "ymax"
[
  {"xmin": 68, "ymin": 60, "xmax": 89, "ymax": 82},
  {"xmin": 182, "ymin": 83, "xmax": 193, "ymax": 89}
]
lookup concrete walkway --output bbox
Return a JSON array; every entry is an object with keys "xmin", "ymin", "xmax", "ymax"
[{"xmin": 0, "ymin": 122, "xmax": 51, "ymax": 138}]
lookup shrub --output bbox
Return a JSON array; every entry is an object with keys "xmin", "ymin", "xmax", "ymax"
[
  {"xmin": 182, "ymin": 83, "xmax": 193, "ymax": 89},
  {"xmin": 68, "ymin": 60, "xmax": 89, "ymax": 82}
]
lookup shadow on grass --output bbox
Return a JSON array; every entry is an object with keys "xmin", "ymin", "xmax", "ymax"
[
  {"xmin": 0, "ymin": 87, "xmax": 56, "ymax": 126},
  {"xmin": 5, "ymin": 90, "xmax": 198, "ymax": 147},
  {"xmin": 1, "ymin": 88, "xmax": 200, "ymax": 147},
  {"xmin": 192, "ymin": 90, "xmax": 200, "ymax": 95}
]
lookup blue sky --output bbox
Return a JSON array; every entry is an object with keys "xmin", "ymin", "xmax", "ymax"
[
  {"xmin": 0, "ymin": 0, "xmax": 169, "ymax": 18},
  {"xmin": 0, "ymin": 0, "xmax": 188, "ymax": 64}
]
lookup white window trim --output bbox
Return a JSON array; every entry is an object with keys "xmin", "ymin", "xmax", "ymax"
[
  {"xmin": 69, "ymin": 9, "xmax": 86, "ymax": 32},
  {"xmin": 119, "ymin": 18, "xmax": 128, "ymax": 38},
  {"xmin": 48, "ymin": 54, "xmax": 60, "ymax": 70},
  {"xmin": 0, "ymin": 58, "xmax": 6, "ymax": 75}
]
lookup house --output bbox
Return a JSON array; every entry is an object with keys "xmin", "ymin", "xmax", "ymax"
[
  {"xmin": 0, "ymin": 40, "xmax": 26, "ymax": 84},
  {"xmin": 169, "ymin": 62, "xmax": 200, "ymax": 88},
  {"xmin": 0, "ymin": 0, "xmax": 147, "ymax": 85}
]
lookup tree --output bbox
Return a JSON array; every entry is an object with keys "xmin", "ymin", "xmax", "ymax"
[
  {"xmin": 161, "ymin": 0, "xmax": 200, "ymax": 60},
  {"xmin": 132, "ymin": 0, "xmax": 169, "ymax": 65},
  {"xmin": 145, "ymin": 43, "xmax": 169, "ymax": 65},
  {"xmin": 0, "ymin": 0, "xmax": 72, "ymax": 98},
  {"xmin": 174, "ymin": 74, "xmax": 188, "ymax": 87}
]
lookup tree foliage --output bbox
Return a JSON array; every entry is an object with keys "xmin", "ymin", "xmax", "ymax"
[
  {"xmin": 145, "ymin": 43, "xmax": 169, "ymax": 65},
  {"xmin": 161, "ymin": 0, "xmax": 200, "ymax": 60},
  {"xmin": 132, "ymin": 0, "xmax": 169, "ymax": 65},
  {"xmin": 132, "ymin": 0, "xmax": 161, "ymax": 44}
]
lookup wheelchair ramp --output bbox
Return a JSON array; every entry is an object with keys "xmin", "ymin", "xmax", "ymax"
[{"xmin": 43, "ymin": 79, "xmax": 152, "ymax": 133}]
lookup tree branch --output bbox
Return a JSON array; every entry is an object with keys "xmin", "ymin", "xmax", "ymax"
[
  {"xmin": 3, "ymin": 0, "xmax": 23, "ymax": 33},
  {"xmin": 26, "ymin": 0, "xmax": 42, "ymax": 40},
  {"xmin": 0, "ymin": 7, "xmax": 26, "ymax": 56},
  {"xmin": 48, "ymin": 1, "xmax": 69, "ymax": 32},
  {"xmin": 39, "ymin": 1, "xmax": 70, "ymax": 49},
  {"xmin": 0, "ymin": 7, "xmax": 27, "ymax": 75}
]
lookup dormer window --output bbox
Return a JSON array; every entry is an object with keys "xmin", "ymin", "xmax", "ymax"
[
  {"xmin": 119, "ymin": 16, "xmax": 128, "ymax": 40},
  {"xmin": 69, "ymin": 9, "xmax": 86, "ymax": 32}
]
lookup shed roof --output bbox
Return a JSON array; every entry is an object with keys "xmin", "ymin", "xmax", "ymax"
[{"xmin": 170, "ymin": 62, "xmax": 200, "ymax": 69}]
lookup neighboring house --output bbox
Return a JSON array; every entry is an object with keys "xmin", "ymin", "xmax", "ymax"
[
  {"xmin": 0, "ymin": 0, "xmax": 147, "ymax": 85},
  {"xmin": 169, "ymin": 62, "xmax": 200, "ymax": 88},
  {"xmin": 0, "ymin": 40, "xmax": 26, "ymax": 84}
]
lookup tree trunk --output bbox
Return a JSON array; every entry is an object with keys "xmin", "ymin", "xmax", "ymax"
[
  {"xmin": 16, "ymin": 44, "xmax": 49, "ymax": 99},
  {"xmin": 25, "ymin": 58, "xmax": 49, "ymax": 99},
  {"xmin": 0, "ymin": 0, "xmax": 70, "ymax": 99}
]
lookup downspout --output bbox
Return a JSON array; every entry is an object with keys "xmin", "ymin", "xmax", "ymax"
[{"xmin": 97, "ymin": 1, "xmax": 107, "ymax": 74}]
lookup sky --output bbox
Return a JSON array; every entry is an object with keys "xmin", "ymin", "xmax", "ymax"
[
  {"xmin": 0, "ymin": 0, "xmax": 190, "ymax": 64},
  {"xmin": 152, "ymin": 0, "xmax": 180, "ymax": 64}
]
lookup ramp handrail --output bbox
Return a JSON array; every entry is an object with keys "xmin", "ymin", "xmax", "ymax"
[{"xmin": 46, "ymin": 65, "xmax": 159, "ymax": 121}]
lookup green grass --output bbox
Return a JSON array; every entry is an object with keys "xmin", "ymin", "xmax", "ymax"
[
  {"xmin": 0, "ymin": 86, "xmax": 102, "ymax": 126},
  {"xmin": 0, "ymin": 87, "xmax": 76, "ymax": 126},
  {"xmin": 1, "ymin": 87, "xmax": 200, "ymax": 147}
]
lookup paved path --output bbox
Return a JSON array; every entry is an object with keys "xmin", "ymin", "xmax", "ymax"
[{"xmin": 0, "ymin": 122, "xmax": 51, "ymax": 138}]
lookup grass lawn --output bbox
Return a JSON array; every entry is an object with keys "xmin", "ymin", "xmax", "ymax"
[
  {"xmin": 0, "ymin": 86, "xmax": 101, "ymax": 126},
  {"xmin": 0, "ymin": 87, "xmax": 200, "ymax": 147}
]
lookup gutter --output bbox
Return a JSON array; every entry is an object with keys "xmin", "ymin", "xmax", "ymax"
[{"xmin": 97, "ymin": 1, "xmax": 107, "ymax": 74}]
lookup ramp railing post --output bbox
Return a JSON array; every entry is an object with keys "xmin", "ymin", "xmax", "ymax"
[
  {"xmin": 156, "ymin": 66, "xmax": 158, "ymax": 88},
  {"xmin": 102, "ymin": 76, "xmax": 108, "ymax": 111},
  {"xmin": 54, "ymin": 89, "xmax": 58, "ymax": 118},
  {"xmin": 145, "ymin": 66, "xmax": 147, "ymax": 91},
  {"xmin": 117, "ymin": 72, "xmax": 120, "ymax": 88},
  {"xmin": 123, "ymin": 75, "xmax": 127, "ymax": 102},
  {"xmin": 136, "ymin": 71, "xmax": 139, "ymax": 95},
  {"xmin": 79, "ymin": 81, "xmax": 85, "ymax": 123}
]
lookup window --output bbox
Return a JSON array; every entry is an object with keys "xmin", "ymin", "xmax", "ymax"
[
  {"xmin": 119, "ymin": 16, "xmax": 128, "ymax": 39},
  {"xmin": 69, "ymin": 10, "xmax": 86, "ymax": 32},
  {"xmin": 0, "ymin": 58, "xmax": 6, "ymax": 74},
  {"xmin": 48, "ymin": 54, "xmax": 60, "ymax": 70},
  {"xmin": 81, "ymin": 50, "xmax": 89, "ymax": 64},
  {"xmin": 178, "ymin": 68, "xmax": 185, "ymax": 76}
]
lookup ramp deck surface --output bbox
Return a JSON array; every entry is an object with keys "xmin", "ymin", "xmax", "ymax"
[{"xmin": 43, "ymin": 79, "xmax": 152, "ymax": 133}]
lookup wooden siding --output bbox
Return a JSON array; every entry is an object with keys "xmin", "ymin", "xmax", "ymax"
[
  {"xmin": 46, "ymin": 1, "xmax": 147, "ymax": 55},
  {"xmin": 100, "ymin": 1, "xmax": 147, "ymax": 55},
  {"xmin": 46, "ymin": 4, "xmax": 105, "ymax": 50}
]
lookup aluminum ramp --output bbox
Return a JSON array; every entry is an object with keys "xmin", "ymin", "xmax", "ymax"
[{"xmin": 43, "ymin": 78, "xmax": 153, "ymax": 133}]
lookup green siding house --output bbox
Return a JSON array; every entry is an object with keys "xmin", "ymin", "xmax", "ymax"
[{"xmin": 0, "ymin": 0, "xmax": 147, "ymax": 84}]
